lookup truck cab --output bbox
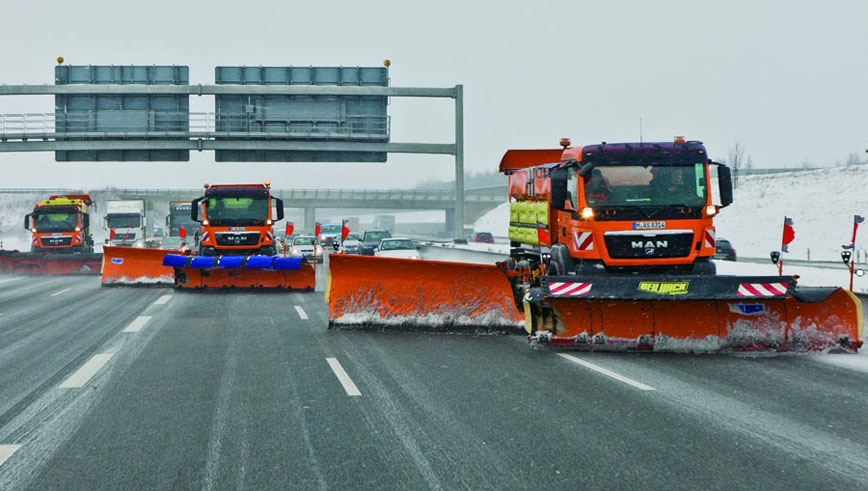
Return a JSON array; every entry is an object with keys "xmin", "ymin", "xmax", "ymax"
[
  {"xmin": 192, "ymin": 182, "xmax": 284, "ymax": 256},
  {"xmin": 25, "ymin": 194, "xmax": 95, "ymax": 253},
  {"xmin": 502, "ymin": 138, "xmax": 733, "ymax": 276},
  {"xmin": 104, "ymin": 200, "xmax": 147, "ymax": 247}
]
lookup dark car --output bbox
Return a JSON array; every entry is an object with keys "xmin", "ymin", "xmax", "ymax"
[
  {"xmin": 472, "ymin": 232, "xmax": 494, "ymax": 243},
  {"xmin": 714, "ymin": 238, "xmax": 737, "ymax": 261},
  {"xmin": 360, "ymin": 230, "xmax": 392, "ymax": 256}
]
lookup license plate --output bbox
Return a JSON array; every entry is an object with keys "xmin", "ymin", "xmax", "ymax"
[
  {"xmin": 633, "ymin": 221, "xmax": 666, "ymax": 230},
  {"xmin": 228, "ymin": 227, "xmax": 247, "ymax": 232}
]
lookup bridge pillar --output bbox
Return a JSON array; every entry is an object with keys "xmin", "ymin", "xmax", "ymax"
[
  {"xmin": 444, "ymin": 209, "xmax": 455, "ymax": 238},
  {"xmin": 304, "ymin": 207, "xmax": 316, "ymax": 231}
]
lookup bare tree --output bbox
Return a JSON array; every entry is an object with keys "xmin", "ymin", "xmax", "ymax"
[
  {"xmin": 845, "ymin": 152, "xmax": 865, "ymax": 166},
  {"xmin": 727, "ymin": 142, "xmax": 745, "ymax": 188}
]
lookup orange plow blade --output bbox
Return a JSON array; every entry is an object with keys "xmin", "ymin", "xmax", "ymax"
[
  {"xmin": 527, "ymin": 275, "xmax": 863, "ymax": 352},
  {"xmin": 326, "ymin": 254, "xmax": 523, "ymax": 332},
  {"xmin": 0, "ymin": 251, "xmax": 101, "ymax": 275},
  {"xmin": 101, "ymin": 245, "xmax": 175, "ymax": 286},
  {"xmin": 166, "ymin": 255, "xmax": 315, "ymax": 290}
]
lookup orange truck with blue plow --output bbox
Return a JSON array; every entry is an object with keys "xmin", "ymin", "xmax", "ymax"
[{"xmin": 102, "ymin": 182, "xmax": 315, "ymax": 290}]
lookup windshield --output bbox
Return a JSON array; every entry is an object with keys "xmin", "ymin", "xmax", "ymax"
[
  {"xmin": 320, "ymin": 224, "xmax": 341, "ymax": 234},
  {"xmin": 33, "ymin": 209, "xmax": 79, "ymax": 232},
  {"xmin": 583, "ymin": 163, "xmax": 707, "ymax": 208},
  {"xmin": 105, "ymin": 213, "xmax": 142, "ymax": 229},
  {"xmin": 292, "ymin": 236, "xmax": 316, "ymax": 246},
  {"xmin": 364, "ymin": 231, "xmax": 390, "ymax": 242},
  {"xmin": 380, "ymin": 239, "xmax": 415, "ymax": 250},
  {"xmin": 205, "ymin": 197, "xmax": 269, "ymax": 226}
]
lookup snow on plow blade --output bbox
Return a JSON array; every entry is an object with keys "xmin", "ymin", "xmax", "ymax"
[
  {"xmin": 326, "ymin": 254, "xmax": 524, "ymax": 333},
  {"xmin": 163, "ymin": 254, "xmax": 315, "ymax": 290},
  {"xmin": 101, "ymin": 245, "xmax": 174, "ymax": 286},
  {"xmin": 526, "ymin": 275, "xmax": 863, "ymax": 352},
  {"xmin": 0, "ymin": 251, "xmax": 101, "ymax": 275}
]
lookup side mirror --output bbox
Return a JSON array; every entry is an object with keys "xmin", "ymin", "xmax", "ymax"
[{"xmin": 332, "ymin": 241, "xmax": 340, "ymax": 252}]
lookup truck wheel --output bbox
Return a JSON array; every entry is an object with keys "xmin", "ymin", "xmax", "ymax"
[
  {"xmin": 691, "ymin": 258, "xmax": 716, "ymax": 275},
  {"xmin": 547, "ymin": 244, "xmax": 574, "ymax": 276},
  {"xmin": 260, "ymin": 246, "xmax": 276, "ymax": 256}
]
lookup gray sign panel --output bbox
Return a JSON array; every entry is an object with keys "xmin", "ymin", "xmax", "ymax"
[
  {"xmin": 55, "ymin": 65, "xmax": 190, "ymax": 161},
  {"xmin": 214, "ymin": 66, "xmax": 388, "ymax": 162}
]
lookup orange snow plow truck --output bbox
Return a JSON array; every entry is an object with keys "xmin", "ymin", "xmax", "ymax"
[
  {"xmin": 161, "ymin": 182, "xmax": 314, "ymax": 290},
  {"xmin": 0, "ymin": 194, "xmax": 101, "ymax": 275},
  {"xmin": 327, "ymin": 138, "xmax": 863, "ymax": 352},
  {"xmin": 103, "ymin": 182, "xmax": 314, "ymax": 290}
]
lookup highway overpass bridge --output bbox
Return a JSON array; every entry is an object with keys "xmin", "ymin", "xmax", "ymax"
[{"xmin": 1, "ymin": 186, "xmax": 507, "ymax": 237}]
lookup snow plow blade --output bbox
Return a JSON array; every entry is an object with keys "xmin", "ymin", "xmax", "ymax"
[
  {"xmin": 101, "ymin": 245, "xmax": 174, "ymax": 286},
  {"xmin": 525, "ymin": 275, "xmax": 863, "ymax": 352},
  {"xmin": 163, "ymin": 254, "xmax": 315, "ymax": 290},
  {"xmin": 0, "ymin": 250, "xmax": 101, "ymax": 275},
  {"xmin": 326, "ymin": 254, "xmax": 523, "ymax": 333}
]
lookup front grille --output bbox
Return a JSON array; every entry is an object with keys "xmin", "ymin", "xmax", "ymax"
[
  {"xmin": 215, "ymin": 232, "xmax": 260, "ymax": 246},
  {"xmin": 604, "ymin": 232, "xmax": 694, "ymax": 259},
  {"xmin": 42, "ymin": 236, "xmax": 73, "ymax": 246}
]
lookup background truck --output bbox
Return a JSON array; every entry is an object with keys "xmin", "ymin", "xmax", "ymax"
[
  {"xmin": 104, "ymin": 199, "xmax": 147, "ymax": 247},
  {"xmin": 192, "ymin": 182, "xmax": 284, "ymax": 256},
  {"xmin": 166, "ymin": 200, "xmax": 199, "ymax": 238},
  {"xmin": 24, "ymin": 194, "xmax": 95, "ymax": 253}
]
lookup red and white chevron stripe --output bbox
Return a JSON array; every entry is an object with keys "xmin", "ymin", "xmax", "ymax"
[
  {"xmin": 548, "ymin": 281, "xmax": 592, "ymax": 296},
  {"xmin": 572, "ymin": 231, "xmax": 594, "ymax": 251},
  {"xmin": 266, "ymin": 232, "xmax": 273, "ymax": 242},
  {"xmin": 737, "ymin": 282, "xmax": 788, "ymax": 297},
  {"xmin": 704, "ymin": 229, "xmax": 715, "ymax": 249},
  {"xmin": 201, "ymin": 232, "xmax": 210, "ymax": 243}
]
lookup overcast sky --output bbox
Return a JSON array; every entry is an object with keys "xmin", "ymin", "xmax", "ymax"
[{"xmin": 1, "ymin": 0, "xmax": 866, "ymax": 190}]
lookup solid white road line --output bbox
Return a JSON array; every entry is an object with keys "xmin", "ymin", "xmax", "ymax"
[
  {"xmin": 0, "ymin": 444, "xmax": 21, "ymax": 468},
  {"xmin": 326, "ymin": 358, "xmax": 362, "ymax": 396},
  {"xmin": 153, "ymin": 294, "xmax": 172, "ymax": 305},
  {"xmin": 558, "ymin": 353, "xmax": 656, "ymax": 391},
  {"xmin": 294, "ymin": 306, "xmax": 309, "ymax": 320},
  {"xmin": 123, "ymin": 315, "xmax": 151, "ymax": 333},
  {"xmin": 59, "ymin": 353, "xmax": 113, "ymax": 388},
  {"xmin": 50, "ymin": 288, "xmax": 72, "ymax": 297}
]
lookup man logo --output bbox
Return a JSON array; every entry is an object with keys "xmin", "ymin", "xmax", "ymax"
[
  {"xmin": 632, "ymin": 240, "xmax": 669, "ymax": 249},
  {"xmin": 638, "ymin": 281, "xmax": 689, "ymax": 295}
]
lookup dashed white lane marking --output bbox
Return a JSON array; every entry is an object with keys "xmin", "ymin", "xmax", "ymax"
[
  {"xmin": 558, "ymin": 353, "xmax": 656, "ymax": 391},
  {"xmin": 326, "ymin": 358, "xmax": 361, "ymax": 396},
  {"xmin": 294, "ymin": 306, "xmax": 309, "ymax": 320},
  {"xmin": 0, "ymin": 444, "xmax": 21, "ymax": 468},
  {"xmin": 59, "ymin": 353, "xmax": 113, "ymax": 388},
  {"xmin": 123, "ymin": 315, "xmax": 151, "ymax": 333},
  {"xmin": 50, "ymin": 288, "xmax": 72, "ymax": 297},
  {"xmin": 154, "ymin": 294, "xmax": 172, "ymax": 305}
]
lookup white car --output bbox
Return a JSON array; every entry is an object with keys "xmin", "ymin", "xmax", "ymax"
[
  {"xmin": 339, "ymin": 233, "xmax": 363, "ymax": 254},
  {"xmin": 290, "ymin": 235, "xmax": 323, "ymax": 263},
  {"xmin": 374, "ymin": 237, "xmax": 420, "ymax": 259}
]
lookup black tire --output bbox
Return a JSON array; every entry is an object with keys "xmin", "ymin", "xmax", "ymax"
[
  {"xmin": 259, "ymin": 246, "xmax": 276, "ymax": 256},
  {"xmin": 691, "ymin": 258, "xmax": 717, "ymax": 275},
  {"xmin": 547, "ymin": 244, "xmax": 575, "ymax": 276}
]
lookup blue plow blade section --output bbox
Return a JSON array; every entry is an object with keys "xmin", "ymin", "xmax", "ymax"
[{"xmin": 161, "ymin": 254, "xmax": 304, "ymax": 270}]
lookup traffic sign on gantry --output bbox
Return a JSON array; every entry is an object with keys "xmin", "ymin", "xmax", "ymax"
[{"xmin": 213, "ymin": 66, "xmax": 389, "ymax": 162}]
